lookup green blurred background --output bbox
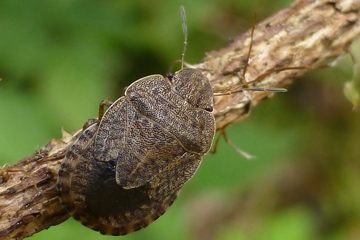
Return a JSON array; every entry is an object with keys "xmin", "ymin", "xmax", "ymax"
[{"xmin": 1, "ymin": 0, "xmax": 360, "ymax": 239}]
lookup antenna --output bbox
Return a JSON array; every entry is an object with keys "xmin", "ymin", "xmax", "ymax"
[
  {"xmin": 240, "ymin": 13, "xmax": 257, "ymax": 84},
  {"xmin": 180, "ymin": 6, "xmax": 187, "ymax": 69},
  {"xmin": 214, "ymin": 87, "xmax": 287, "ymax": 96},
  {"xmin": 212, "ymin": 12, "xmax": 313, "ymax": 96}
]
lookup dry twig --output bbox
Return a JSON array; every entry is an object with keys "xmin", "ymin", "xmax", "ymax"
[{"xmin": 1, "ymin": 0, "xmax": 359, "ymax": 239}]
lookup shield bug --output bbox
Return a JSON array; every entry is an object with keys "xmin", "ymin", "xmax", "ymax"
[{"xmin": 56, "ymin": 6, "xmax": 215, "ymax": 235}]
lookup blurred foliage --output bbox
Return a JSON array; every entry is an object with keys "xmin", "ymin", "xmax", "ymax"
[{"xmin": 1, "ymin": 0, "xmax": 360, "ymax": 240}]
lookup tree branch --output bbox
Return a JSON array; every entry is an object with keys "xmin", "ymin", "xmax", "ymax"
[{"xmin": 1, "ymin": 0, "xmax": 359, "ymax": 239}]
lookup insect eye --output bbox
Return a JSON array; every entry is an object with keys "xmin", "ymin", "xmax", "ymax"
[
  {"xmin": 167, "ymin": 72, "xmax": 174, "ymax": 81},
  {"xmin": 205, "ymin": 106, "xmax": 213, "ymax": 112}
]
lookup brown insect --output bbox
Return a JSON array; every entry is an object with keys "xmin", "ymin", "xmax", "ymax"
[
  {"xmin": 56, "ymin": 5, "xmax": 297, "ymax": 235},
  {"xmin": 56, "ymin": 6, "xmax": 215, "ymax": 235}
]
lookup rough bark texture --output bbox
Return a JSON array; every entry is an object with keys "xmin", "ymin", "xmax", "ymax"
[{"xmin": 0, "ymin": 0, "xmax": 359, "ymax": 239}]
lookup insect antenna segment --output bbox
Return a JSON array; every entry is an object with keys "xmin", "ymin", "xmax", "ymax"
[{"xmin": 180, "ymin": 6, "xmax": 188, "ymax": 69}]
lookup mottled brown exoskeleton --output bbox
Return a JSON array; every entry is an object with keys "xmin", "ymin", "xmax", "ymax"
[{"xmin": 56, "ymin": 7, "xmax": 215, "ymax": 235}]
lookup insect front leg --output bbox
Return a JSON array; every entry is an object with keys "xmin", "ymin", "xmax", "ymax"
[{"xmin": 98, "ymin": 99, "xmax": 114, "ymax": 120}]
